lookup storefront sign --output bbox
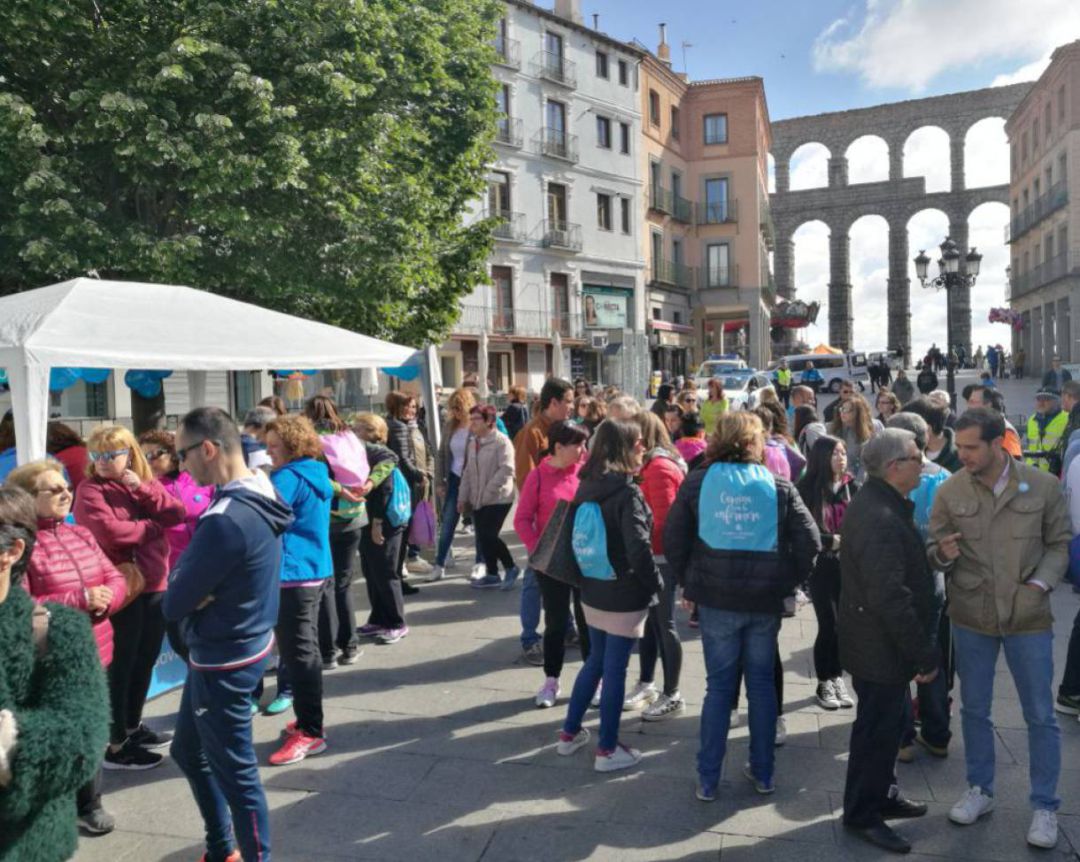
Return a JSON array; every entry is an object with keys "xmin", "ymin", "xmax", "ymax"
[{"xmin": 583, "ymin": 286, "xmax": 631, "ymax": 329}]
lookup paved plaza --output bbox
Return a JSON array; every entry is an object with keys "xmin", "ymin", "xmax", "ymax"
[{"xmin": 73, "ymin": 368, "xmax": 1080, "ymax": 862}]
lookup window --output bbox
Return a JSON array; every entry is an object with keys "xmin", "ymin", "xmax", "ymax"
[
  {"xmin": 1033, "ymin": 118, "xmax": 1040, "ymax": 151},
  {"xmin": 670, "ymin": 106, "xmax": 680, "ymax": 140},
  {"xmin": 649, "ymin": 90, "xmax": 660, "ymax": 126},
  {"xmin": 652, "ymin": 307, "xmax": 661, "ymax": 320},
  {"xmin": 546, "ymin": 31, "xmax": 564, "ymax": 61},
  {"xmin": 1059, "ymin": 85, "xmax": 1066, "ymax": 123},
  {"xmin": 671, "ymin": 171, "xmax": 682, "ymax": 201},
  {"xmin": 1047, "ymin": 232, "xmax": 1055, "ymax": 261},
  {"xmin": 487, "ymin": 171, "xmax": 510, "ymax": 215},
  {"xmin": 596, "ymin": 50, "xmax": 609, "ymax": 79},
  {"xmin": 596, "ymin": 115, "xmax": 611, "ymax": 149},
  {"xmin": 1046, "ymin": 102, "xmax": 1052, "ymax": 137},
  {"xmin": 706, "ymin": 244, "xmax": 731, "ymax": 286},
  {"xmin": 620, "ymin": 197, "xmax": 630, "ymax": 234},
  {"xmin": 651, "ymin": 232, "xmax": 663, "ymax": 279},
  {"xmin": 704, "ymin": 113, "xmax": 728, "ymax": 145},
  {"xmin": 1021, "ymin": 131, "xmax": 1028, "ymax": 163},
  {"xmin": 1011, "ymin": 144, "xmax": 1017, "ymax": 175},
  {"xmin": 1061, "ymin": 152, "xmax": 1068, "ymax": 184},
  {"xmin": 548, "ymin": 182, "xmax": 567, "ymax": 227},
  {"xmin": 1034, "ymin": 177, "xmax": 1041, "ymax": 199},
  {"xmin": 673, "ymin": 311, "xmax": 682, "ymax": 325},
  {"xmin": 619, "ymin": 122, "xmax": 630, "ymax": 154},
  {"xmin": 492, "ymin": 265, "xmax": 514, "ymax": 331},
  {"xmin": 546, "ymin": 100, "xmax": 567, "ymax": 154},
  {"xmin": 704, "ymin": 177, "xmax": 729, "ymax": 223},
  {"xmin": 597, "ymin": 193, "xmax": 612, "ymax": 230},
  {"xmin": 672, "ymin": 238, "xmax": 683, "ymax": 267},
  {"xmin": 495, "ymin": 84, "xmax": 512, "ymax": 142},
  {"xmin": 618, "ymin": 59, "xmax": 629, "ymax": 86},
  {"xmin": 551, "ymin": 273, "xmax": 570, "ymax": 335}
]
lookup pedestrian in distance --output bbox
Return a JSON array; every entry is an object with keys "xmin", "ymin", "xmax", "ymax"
[
  {"xmin": 431, "ymin": 387, "xmax": 479, "ymax": 583},
  {"xmin": 700, "ymin": 378, "xmax": 729, "ymax": 435},
  {"xmin": 664, "ymin": 412, "xmax": 820, "ymax": 801},
  {"xmin": 891, "ymin": 369, "xmax": 916, "ymax": 406},
  {"xmin": 502, "ymin": 384, "xmax": 530, "ymax": 444},
  {"xmin": 556, "ymin": 420, "xmax": 662, "ymax": 773},
  {"xmin": 164, "ymin": 407, "xmax": 294, "ymax": 862}
]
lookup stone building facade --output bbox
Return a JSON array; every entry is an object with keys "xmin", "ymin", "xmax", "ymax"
[{"xmin": 1006, "ymin": 40, "xmax": 1080, "ymax": 376}]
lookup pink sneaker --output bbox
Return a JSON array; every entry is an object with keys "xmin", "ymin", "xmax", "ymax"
[{"xmin": 269, "ymin": 730, "xmax": 326, "ymax": 765}]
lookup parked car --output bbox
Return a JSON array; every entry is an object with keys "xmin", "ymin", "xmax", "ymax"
[
  {"xmin": 697, "ymin": 371, "xmax": 775, "ymax": 411},
  {"xmin": 693, "ymin": 357, "xmax": 750, "ymax": 391}
]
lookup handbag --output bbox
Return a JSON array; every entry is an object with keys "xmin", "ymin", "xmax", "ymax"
[
  {"xmin": 116, "ymin": 560, "xmax": 145, "ymax": 609},
  {"xmin": 408, "ymin": 498, "xmax": 437, "ymax": 547},
  {"xmin": 529, "ymin": 499, "xmax": 582, "ymax": 588}
]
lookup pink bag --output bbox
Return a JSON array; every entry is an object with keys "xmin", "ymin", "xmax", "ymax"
[
  {"xmin": 408, "ymin": 499, "xmax": 437, "ymax": 547},
  {"xmin": 320, "ymin": 430, "xmax": 370, "ymax": 487}
]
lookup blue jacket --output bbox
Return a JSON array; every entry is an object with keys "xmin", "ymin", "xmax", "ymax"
[
  {"xmin": 163, "ymin": 472, "xmax": 294, "ymax": 671},
  {"xmin": 271, "ymin": 457, "xmax": 334, "ymax": 584},
  {"xmin": 909, "ymin": 461, "xmax": 950, "ymax": 539},
  {"xmin": 0, "ymin": 447, "xmax": 15, "ymax": 483}
]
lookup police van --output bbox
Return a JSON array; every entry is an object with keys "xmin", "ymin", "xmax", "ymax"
[{"xmin": 775, "ymin": 352, "xmax": 870, "ymax": 393}]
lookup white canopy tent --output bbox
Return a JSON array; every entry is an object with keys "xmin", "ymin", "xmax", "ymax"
[{"xmin": 0, "ymin": 278, "xmax": 421, "ymax": 464}]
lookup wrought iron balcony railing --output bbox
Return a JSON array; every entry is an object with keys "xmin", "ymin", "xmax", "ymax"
[
  {"xmin": 535, "ymin": 127, "xmax": 579, "ymax": 163},
  {"xmin": 493, "ymin": 37, "xmax": 521, "ymax": 69},
  {"xmin": 495, "ymin": 116, "xmax": 523, "ymax": 148},
  {"xmin": 532, "ymin": 50, "xmax": 576, "ymax": 88},
  {"xmin": 540, "ymin": 219, "xmax": 583, "ymax": 251}
]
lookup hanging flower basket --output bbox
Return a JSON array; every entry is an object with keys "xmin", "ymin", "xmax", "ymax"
[{"xmin": 988, "ymin": 307, "xmax": 1023, "ymax": 331}]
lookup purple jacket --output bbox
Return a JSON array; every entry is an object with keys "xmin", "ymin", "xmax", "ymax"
[{"xmin": 159, "ymin": 472, "xmax": 214, "ymax": 570}]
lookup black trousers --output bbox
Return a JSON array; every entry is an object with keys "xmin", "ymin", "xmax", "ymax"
[
  {"xmin": 108, "ymin": 591, "xmax": 167, "ymax": 744},
  {"xmin": 276, "ymin": 586, "xmax": 324, "ymax": 737},
  {"xmin": 318, "ymin": 526, "xmax": 362, "ymax": 658},
  {"xmin": 639, "ymin": 563, "xmax": 683, "ymax": 696},
  {"xmin": 843, "ymin": 676, "xmax": 907, "ymax": 827},
  {"xmin": 360, "ymin": 522, "xmax": 406, "ymax": 629},
  {"xmin": 809, "ymin": 556, "xmax": 843, "ymax": 681},
  {"xmin": 537, "ymin": 572, "xmax": 590, "ymax": 679},
  {"xmin": 76, "ymin": 765, "xmax": 103, "ymax": 815},
  {"xmin": 474, "ymin": 503, "xmax": 514, "ymax": 576}
]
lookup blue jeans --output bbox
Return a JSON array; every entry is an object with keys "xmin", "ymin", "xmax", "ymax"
[
  {"xmin": 562, "ymin": 626, "xmax": 636, "ymax": 751},
  {"xmin": 171, "ymin": 656, "xmax": 271, "ymax": 862},
  {"xmin": 952, "ymin": 625, "xmax": 1060, "ymax": 811},
  {"xmin": 434, "ymin": 473, "xmax": 481, "ymax": 568},
  {"xmin": 697, "ymin": 606, "xmax": 780, "ymax": 788},
  {"xmin": 520, "ymin": 567, "xmax": 541, "ymax": 648}
]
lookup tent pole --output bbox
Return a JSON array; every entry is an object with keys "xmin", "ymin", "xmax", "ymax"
[
  {"xmin": 420, "ymin": 345, "xmax": 441, "ymax": 453},
  {"xmin": 8, "ymin": 359, "xmax": 50, "ymax": 464}
]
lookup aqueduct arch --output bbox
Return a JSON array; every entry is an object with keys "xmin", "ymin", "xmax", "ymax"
[{"xmin": 770, "ymin": 83, "xmax": 1031, "ymax": 359}]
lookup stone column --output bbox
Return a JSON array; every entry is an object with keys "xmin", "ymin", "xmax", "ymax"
[
  {"xmin": 828, "ymin": 155, "xmax": 849, "ymax": 188},
  {"xmin": 950, "ymin": 134, "xmax": 965, "ymax": 192},
  {"xmin": 948, "ymin": 219, "xmax": 972, "ymax": 361},
  {"xmin": 828, "ymin": 227, "xmax": 853, "ymax": 350},
  {"xmin": 889, "ymin": 142, "xmax": 904, "ymax": 182},
  {"xmin": 773, "ymin": 234, "xmax": 795, "ymax": 301},
  {"xmin": 887, "ymin": 220, "xmax": 911, "ymax": 365},
  {"xmin": 774, "ymin": 158, "xmax": 790, "ymax": 194}
]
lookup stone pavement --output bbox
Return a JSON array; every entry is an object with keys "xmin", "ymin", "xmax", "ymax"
[{"xmin": 75, "ymin": 514, "xmax": 1080, "ymax": 862}]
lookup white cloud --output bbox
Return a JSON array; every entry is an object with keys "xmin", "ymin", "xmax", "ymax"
[
  {"xmin": 992, "ymin": 53, "xmax": 1053, "ymax": 87},
  {"xmin": 813, "ymin": 0, "xmax": 1080, "ymax": 92},
  {"xmin": 846, "ymin": 136, "xmax": 889, "ymax": 184},
  {"xmin": 789, "ymin": 143, "xmax": 829, "ymax": 190},
  {"xmin": 903, "ymin": 127, "xmax": 950, "ymax": 192}
]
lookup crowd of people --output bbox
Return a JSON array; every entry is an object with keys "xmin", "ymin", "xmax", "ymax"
[{"xmin": 1, "ymin": 357, "xmax": 1080, "ymax": 859}]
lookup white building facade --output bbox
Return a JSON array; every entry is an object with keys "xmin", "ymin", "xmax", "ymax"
[{"xmin": 441, "ymin": 0, "xmax": 647, "ymax": 396}]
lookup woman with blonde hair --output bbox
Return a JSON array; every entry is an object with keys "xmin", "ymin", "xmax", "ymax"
[
  {"xmin": 828, "ymin": 396, "xmax": 878, "ymax": 483},
  {"xmin": 74, "ymin": 425, "xmax": 185, "ymax": 771},
  {"xmin": 432, "ymin": 387, "xmax": 478, "ymax": 581}
]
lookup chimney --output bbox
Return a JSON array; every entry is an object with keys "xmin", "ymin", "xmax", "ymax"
[
  {"xmin": 657, "ymin": 23, "xmax": 671, "ymax": 66},
  {"xmin": 554, "ymin": 0, "xmax": 583, "ymax": 24},
  {"xmin": 592, "ymin": 13, "xmax": 599, "ymax": 30}
]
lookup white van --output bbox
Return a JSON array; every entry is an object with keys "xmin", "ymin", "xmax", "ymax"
[
  {"xmin": 777, "ymin": 352, "xmax": 869, "ymax": 393},
  {"xmin": 693, "ymin": 357, "xmax": 749, "ymax": 390}
]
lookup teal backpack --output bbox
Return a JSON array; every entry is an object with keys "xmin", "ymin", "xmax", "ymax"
[
  {"xmin": 386, "ymin": 468, "xmax": 412, "ymax": 528},
  {"xmin": 572, "ymin": 501, "xmax": 615, "ymax": 580}
]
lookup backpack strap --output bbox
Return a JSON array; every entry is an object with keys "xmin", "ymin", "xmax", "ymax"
[{"xmin": 31, "ymin": 604, "xmax": 50, "ymax": 659}]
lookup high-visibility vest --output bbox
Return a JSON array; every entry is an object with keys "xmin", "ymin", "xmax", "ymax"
[
  {"xmin": 1025, "ymin": 411, "xmax": 1068, "ymax": 471},
  {"xmin": 775, "ymin": 368, "xmax": 792, "ymax": 388}
]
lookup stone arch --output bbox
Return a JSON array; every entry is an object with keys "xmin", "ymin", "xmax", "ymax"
[
  {"xmin": 903, "ymin": 126, "xmax": 951, "ymax": 193},
  {"xmin": 964, "ymin": 117, "xmax": 1008, "ymax": 189},
  {"xmin": 967, "ymin": 200, "xmax": 1011, "ymax": 356},
  {"xmin": 789, "ymin": 219, "xmax": 831, "ymax": 345},
  {"xmin": 789, "ymin": 142, "xmax": 831, "ymax": 191},
  {"xmin": 845, "ymin": 135, "xmax": 890, "ymax": 185}
]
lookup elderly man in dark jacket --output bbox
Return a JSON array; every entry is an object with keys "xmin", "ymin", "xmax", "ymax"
[{"xmin": 838, "ymin": 428, "xmax": 940, "ymax": 854}]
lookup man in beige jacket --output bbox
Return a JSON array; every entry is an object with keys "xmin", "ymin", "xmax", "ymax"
[{"xmin": 928, "ymin": 407, "xmax": 1070, "ymax": 850}]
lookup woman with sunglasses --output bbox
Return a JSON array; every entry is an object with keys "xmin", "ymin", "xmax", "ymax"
[
  {"xmin": 138, "ymin": 431, "xmax": 214, "ymax": 570},
  {"xmin": 74, "ymin": 425, "xmax": 185, "ymax": 771},
  {"xmin": 6, "ymin": 462, "xmax": 127, "ymax": 836}
]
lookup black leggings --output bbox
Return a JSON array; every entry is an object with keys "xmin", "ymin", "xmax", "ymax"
[
  {"xmin": 276, "ymin": 586, "xmax": 324, "ymax": 737},
  {"xmin": 537, "ymin": 573, "xmax": 590, "ymax": 679},
  {"xmin": 108, "ymin": 591, "xmax": 166, "ymax": 744},
  {"xmin": 809, "ymin": 556, "xmax": 842, "ymax": 681},
  {"xmin": 318, "ymin": 526, "xmax": 362, "ymax": 658},
  {"xmin": 360, "ymin": 522, "xmax": 406, "ymax": 629},
  {"xmin": 638, "ymin": 564, "xmax": 683, "ymax": 696},
  {"xmin": 474, "ymin": 503, "xmax": 514, "ymax": 576}
]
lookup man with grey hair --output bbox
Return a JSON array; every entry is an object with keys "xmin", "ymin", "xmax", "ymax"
[
  {"xmin": 606, "ymin": 395, "xmax": 642, "ymax": 422},
  {"xmin": 839, "ymin": 428, "xmax": 939, "ymax": 854},
  {"xmin": 241, "ymin": 406, "xmax": 276, "ymax": 471}
]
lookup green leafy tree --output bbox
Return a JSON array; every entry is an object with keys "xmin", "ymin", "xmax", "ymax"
[{"xmin": 0, "ymin": 0, "xmax": 500, "ymax": 345}]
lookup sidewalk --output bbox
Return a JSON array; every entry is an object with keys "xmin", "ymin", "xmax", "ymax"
[{"xmin": 74, "ymin": 516, "xmax": 1080, "ymax": 861}]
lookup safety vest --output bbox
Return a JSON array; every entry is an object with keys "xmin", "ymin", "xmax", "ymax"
[
  {"xmin": 775, "ymin": 368, "xmax": 792, "ymax": 388},
  {"xmin": 1025, "ymin": 410, "xmax": 1068, "ymax": 472}
]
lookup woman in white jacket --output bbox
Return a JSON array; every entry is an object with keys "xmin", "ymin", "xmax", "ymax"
[{"xmin": 459, "ymin": 405, "xmax": 518, "ymax": 589}]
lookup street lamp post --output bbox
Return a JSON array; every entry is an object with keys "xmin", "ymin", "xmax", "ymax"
[{"xmin": 914, "ymin": 237, "xmax": 982, "ymax": 411}]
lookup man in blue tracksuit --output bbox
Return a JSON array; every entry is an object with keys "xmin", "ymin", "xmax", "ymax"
[{"xmin": 164, "ymin": 407, "xmax": 293, "ymax": 862}]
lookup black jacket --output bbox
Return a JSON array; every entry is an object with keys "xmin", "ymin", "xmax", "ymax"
[
  {"xmin": 664, "ymin": 463, "xmax": 820, "ymax": 615},
  {"xmin": 930, "ymin": 427, "xmax": 962, "ymax": 474},
  {"xmin": 838, "ymin": 477, "xmax": 939, "ymax": 685},
  {"xmin": 386, "ymin": 417, "xmax": 429, "ymax": 495},
  {"xmin": 502, "ymin": 402, "xmax": 529, "ymax": 444},
  {"xmin": 363, "ymin": 442, "xmax": 399, "ymax": 521},
  {"xmin": 572, "ymin": 472, "xmax": 661, "ymax": 613}
]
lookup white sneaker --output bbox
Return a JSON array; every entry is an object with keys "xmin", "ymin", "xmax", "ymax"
[
  {"xmin": 535, "ymin": 677, "xmax": 560, "ymax": 709},
  {"xmin": 594, "ymin": 743, "xmax": 642, "ymax": 773},
  {"xmin": 406, "ymin": 557, "xmax": 433, "ymax": 575},
  {"xmin": 429, "ymin": 564, "xmax": 446, "ymax": 582},
  {"xmin": 623, "ymin": 680, "xmax": 659, "ymax": 711},
  {"xmin": 816, "ymin": 679, "xmax": 841, "ymax": 710},
  {"xmin": 949, "ymin": 786, "xmax": 994, "ymax": 825},
  {"xmin": 832, "ymin": 677, "xmax": 855, "ymax": 708},
  {"xmin": 642, "ymin": 693, "xmax": 686, "ymax": 722},
  {"xmin": 469, "ymin": 562, "xmax": 486, "ymax": 581},
  {"xmin": 1027, "ymin": 809, "xmax": 1058, "ymax": 849},
  {"xmin": 556, "ymin": 728, "xmax": 589, "ymax": 756},
  {"xmin": 774, "ymin": 716, "xmax": 787, "ymax": 747}
]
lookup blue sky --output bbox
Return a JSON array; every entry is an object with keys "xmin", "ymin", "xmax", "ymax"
[{"xmin": 582, "ymin": 0, "xmax": 1080, "ymax": 352}]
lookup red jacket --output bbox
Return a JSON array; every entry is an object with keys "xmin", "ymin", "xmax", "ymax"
[
  {"xmin": 24, "ymin": 518, "xmax": 128, "ymax": 666},
  {"xmin": 74, "ymin": 476, "xmax": 186, "ymax": 593},
  {"xmin": 639, "ymin": 450, "xmax": 686, "ymax": 555},
  {"xmin": 53, "ymin": 445, "xmax": 90, "ymax": 496}
]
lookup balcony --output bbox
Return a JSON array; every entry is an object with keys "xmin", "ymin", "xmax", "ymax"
[
  {"xmin": 495, "ymin": 116, "xmax": 523, "ymax": 148},
  {"xmin": 535, "ymin": 127, "xmax": 579, "ymax": 163},
  {"xmin": 488, "ymin": 210, "xmax": 526, "ymax": 242},
  {"xmin": 700, "ymin": 264, "xmax": 740, "ymax": 289},
  {"xmin": 1009, "ymin": 252, "xmax": 1073, "ymax": 299},
  {"xmin": 452, "ymin": 305, "xmax": 582, "ymax": 339},
  {"xmin": 649, "ymin": 186, "xmax": 695, "ymax": 223},
  {"xmin": 541, "ymin": 219, "xmax": 583, "ymax": 251},
  {"xmin": 493, "ymin": 37, "xmax": 521, "ymax": 69},
  {"xmin": 532, "ymin": 50, "xmax": 576, "ymax": 88},
  {"xmin": 1006, "ymin": 180, "xmax": 1068, "ymax": 243},
  {"xmin": 649, "ymin": 258, "xmax": 695, "ymax": 290},
  {"xmin": 698, "ymin": 198, "xmax": 739, "ymax": 225},
  {"xmin": 760, "ymin": 199, "xmax": 776, "ymax": 250}
]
